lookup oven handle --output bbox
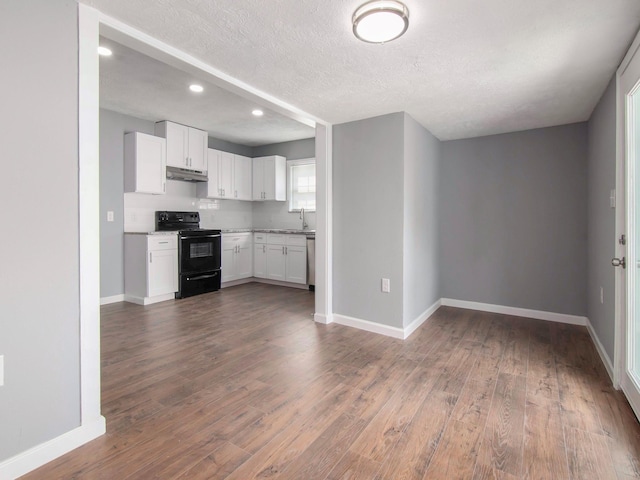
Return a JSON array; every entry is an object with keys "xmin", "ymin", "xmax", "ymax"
[
  {"xmin": 186, "ymin": 273, "xmax": 219, "ymax": 281},
  {"xmin": 179, "ymin": 234, "xmax": 221, "ymax": 240}
]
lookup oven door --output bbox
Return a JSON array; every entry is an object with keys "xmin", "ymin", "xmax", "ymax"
[{"xmin": 179, "ymin": 233, "xmax": 221, "ymax": 274}]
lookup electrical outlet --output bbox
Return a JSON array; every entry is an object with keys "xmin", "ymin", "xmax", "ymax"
[
  {"xmin": 107, "ymin": 211, "xmax": 114, "ymax": 222},
  {"xmin": 382, "ymin": 278, "xmax": 390, "ymax": 293},
  {"xmin": 600, "ymin": 287, "xmax": 604, "ymax": 304},
  {"xmin": 0, "ymin": 355, "xmax": 4, "ymax": 386}
]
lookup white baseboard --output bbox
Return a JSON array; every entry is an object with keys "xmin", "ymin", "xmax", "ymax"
[
  {"xmin": 253, "ymin": 278, "xmax": 309, "ymax": 290},
  {"xmin": 0, "ymin": 416, "xmax": 106, "ymax": 480},
  {"xmin": 586, "ymin": 318, "xmax": 615, "ymax": 384},
  {"xmin": 332, "ymin": 314, "xmax": 405, "ymax": 339},
  {"xmin": 221, "ymin": 278, "xmax": 254, "ymax": 288},
  {"xmin": 314, "ymin": 313, "xmax": 333, "ymax": 324},
  {"xmin": 100, "ymin": 294, "xmax": 124, "ymax": 305},
  {"xmin": 404, "ymin": 299, "xmax": 442, "ymax": 338},
  {"xmin": 440, "ymin": 298, "xmax": 587, "ymax": 326},
  {"xmin": 123, "ymin": 293, "xmax": 174, "ymax": 305}
]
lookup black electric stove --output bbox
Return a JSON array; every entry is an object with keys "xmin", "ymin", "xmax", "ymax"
[{"xmin": 155, "ymin": 211, "xmax": 221, "ymax": 298}]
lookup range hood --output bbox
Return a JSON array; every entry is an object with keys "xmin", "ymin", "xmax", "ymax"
[{"xmin": 166, "ymin": 166, "xmax": 208, "ymax": 182}]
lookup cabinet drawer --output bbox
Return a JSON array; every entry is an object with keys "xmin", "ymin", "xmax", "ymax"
[
  {"xmin": 223, "ymin": 233, "xmax": 251, "ymax": 248},
  {"xmin": 286, "ymin": 235, "xmax": 307, "ymax": 246},
  {"xmin": 267, "ymin": 233, "xmax": 286, "ymax": 245},
  {"xmin": 254, "ymin": 233, "xmax": 267, "ymax": 244},
  {"xmin": 148, "ymin": 235, "xmax": 177, "ymax": 251}
]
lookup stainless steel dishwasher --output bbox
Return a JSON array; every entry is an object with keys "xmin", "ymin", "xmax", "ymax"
[{"xmin": 307, "ymin": 236, "xmax": 315, "ymax": 291}]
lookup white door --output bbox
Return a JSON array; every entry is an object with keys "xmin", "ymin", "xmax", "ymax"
[
  {"xmin": 237, "ymin": 241, "xmax": 253, "ymax": 278},
  {"xmin": 234, "ymin": 155, "xmax": 252, "ymax": 200},
  {"xmin": 617, "ymin": 33, "xmax": 640, "ymax": 418},
  {"xmin": 254, "ymin": 244, "xmax": 267, "ymax": 278},
  {"xmin": 252, "ymin": 157, "xmax": 264, "ymax": 200},
  {"xmin": 188, "ymin": 127, "xmax": 208, "ymax": 171},
  {"xmin": 165, "ymin": 121, "xmax": 188, "ymax": 168},
  {"xmin": 148, "ymin": 249, "xmax": 177, "ymax": 297},
  {"xmin": 221, "ymin": 239, "xmax": 237, "ymax": 283},
  {"xmin": 219, "ymin": 151, "xmax": 234, "ymax": 198}
]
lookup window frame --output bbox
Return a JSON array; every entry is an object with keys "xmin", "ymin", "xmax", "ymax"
[{"xmin": 287, "ymin": 157, "xmax": 316, "ymax": 213}]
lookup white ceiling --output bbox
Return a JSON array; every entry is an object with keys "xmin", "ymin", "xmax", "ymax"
[
  {"xmin": 99, "ymin": 38, "xmax": 316, "ymax": 147},
  {"xmin": 87, "ymin": 0, "xmax": 640, "ymax": 141}
]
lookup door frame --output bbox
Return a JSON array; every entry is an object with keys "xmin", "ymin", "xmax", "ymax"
[
  {"xmin": 615, "ymin": 30, "xmax": 640, "ymax": 394},
  {"xmin": 77, "ymin": 2, "xmax": 333, "ymax": 433}
]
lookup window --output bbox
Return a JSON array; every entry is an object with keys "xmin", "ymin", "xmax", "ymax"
[{"xmin": 288, "ymin": 158, "xmax": 316, "ymax": 212}]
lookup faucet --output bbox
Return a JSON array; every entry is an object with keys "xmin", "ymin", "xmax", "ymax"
[{"xmin": 300, "ymin": 207, "xmax": 309, "ymax": 230}]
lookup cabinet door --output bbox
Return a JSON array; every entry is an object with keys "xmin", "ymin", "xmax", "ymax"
[
  {"xmin": 234, "ymin": 155, "xmax": 252, "ymax": 200},
  {"xmin": 125, "ymin": 132, "xmax": 166, "ymax": 194},
  {"xmin": 237, "ymin": 241, "xmax": 253, "ymax": 279},
  {"xmin": 187, "ymin": 127, "xmax": 208, "ymax": 171},
  {"xmin": 263, "ymin": 156, "xmax": 276, "ymax": 200},
  {"xmin": 148, "ymin": 248, "xmax": 178, "ymax": 297},
  {"xmin": 254, "ymin": 244, "xmax": 267, "ymax": 278},
  {"xmin": 219, "ymin": 151, "xmax": 234, "ymax": 198},
  {"xmin": 221, "ymin": 240, "xmax": 237, "ymax": 283},
  {"xmin": 266, "ymin": 245, "xmax": 286, "ymax": 280},
  {"xmin": 252, "ymin": 157, "xmax": 264, "ymax": 200},
  {"xmin": 197, "ymin": 149, "xmax": 221, "ymax": 199},
  {"xmin": 285, "ymin": 245, "xmax": 307, "ymax": 284},
  {"xmin": 165, "ymin": 121, "xmax": 189, "ymax": 168}
]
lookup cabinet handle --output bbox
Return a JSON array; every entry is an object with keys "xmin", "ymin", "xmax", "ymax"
[
  {"xmin": 282, "ymin": 246, "xmax": 284, "ymax": 254},
  {"xmin": 235, "ymin": 190, "xmax": 238, "ymax": 198},
  {"xmin": 158, "ymin": 241, "xmax": 169, "ymax": 244},
  {"xmin": 163, "ymin": 183, "xmax": 166, "ymax": 193},
  {"xmin": 149, "ymin": 252, "xmax": 153, "ymax": 263},
  {"xmin": 263, "ymin": 245, "xmax": 266, "ymax": 253}
]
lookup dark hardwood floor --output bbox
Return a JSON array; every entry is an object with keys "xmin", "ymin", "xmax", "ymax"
[{"xmin": 21, "ymin": 283, "xmax": 640, "ymax": 479}]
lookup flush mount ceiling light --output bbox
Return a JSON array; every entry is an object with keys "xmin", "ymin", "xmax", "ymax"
[
  {"xmin": 352, "ymin": 0, "xmax": 409, "ymax": 44},
  {"xmin": 189, "ymin": 84, "xmax": 204, "ymax": 93},
  {"xmin": 97, "ymin": 46, "xmax": 112, "ymax": 56},
  {"xmin": 252, "ymin": 109, "xmax": 264, "ymax": 117}
]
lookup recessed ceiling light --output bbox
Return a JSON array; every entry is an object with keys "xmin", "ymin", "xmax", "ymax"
[
  {"xmin": 97, "ymin": 46, "xmax": 112, "ymax": 56},
  {"xmin": 353, "ymin": 0, "xmax": 409, "ymax": 44},
  {"xmin": 189, "ymin": 84, "xmax": 204, "ymax": 93},
  {"xmin": 252, "ymin": 109, "xmax": 264, "ymax": 117}
]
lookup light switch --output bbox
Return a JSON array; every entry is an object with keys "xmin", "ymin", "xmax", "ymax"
[
  {"xmin": 107, "ymin": 211, "xmax": 114, "ymax": 222},
  {"xmin": 610, "ymin": 189, "xmax": 616, "ymax": 208},
  {"xmin": 382, "ymin": 278, "xmax": 390, "ymax": 293}
]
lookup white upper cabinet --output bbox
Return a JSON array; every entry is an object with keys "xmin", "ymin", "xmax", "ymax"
[
  {"xmin": 124, "ymin": 132, "xmax": 166, "ymax": 195},
  {"xmin": 234, "ymin": 155, "xmax": 252, "ymax": 200},
  {"xmin": 154, "ymin": 121, "xmax": 207, "ymax": 171},
  {"xmin": 198, "ymin": 150, "xmax": 253, "ymax": 201},
  {"xmin": 252, "ymin": 155, "xmax": 286, "ymax": 201}
]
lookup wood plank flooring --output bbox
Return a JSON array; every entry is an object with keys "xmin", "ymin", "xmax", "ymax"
[{"xmin": 21, "ymin": 283, "xmax": 640, "ymax": 479}]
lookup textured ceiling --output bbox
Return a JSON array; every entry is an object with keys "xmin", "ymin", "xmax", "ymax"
[
  {"xmin": 86, "ymin": 0, "xmax": 640, "ymax": 140},
  {"xmin": 99, "ymin": 38, "xmax": 315, "ymax": 147}
]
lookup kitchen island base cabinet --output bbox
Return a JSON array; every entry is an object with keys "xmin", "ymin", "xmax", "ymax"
[{"xmin": 124, "ymin": 234, "xmax": 178, "ymax": 305}]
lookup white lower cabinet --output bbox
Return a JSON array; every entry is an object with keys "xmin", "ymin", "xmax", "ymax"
[
  {"xmin": 254, "ymin": 233, "xmax": 307, "ymax": 285},
  {"xmin": 222, "ymin": 233, "xmax": 253, "ymax": 283},
  {"xmin": 124, "ymin": 234, "xmax": 178, "ymax": 305}
]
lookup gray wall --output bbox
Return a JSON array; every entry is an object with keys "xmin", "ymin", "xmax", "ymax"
[
  {"xmin": 253, "ymin": 137, "xmax": 315, "ymax": 159},
  {"xmin": 440, "ymin": 123, "xmax": 588, "ymax": 316},
  {"xmin": 209, "ymin": 137, "xmax": 253, "ymax": 157},
  {"xmin": 252, "ymin": 138, "xmax": 317, "ymax": 230},
  {"xmin": 100, "ymin": 109, "xmax": 155, "ymax": 298},
  {"xmin": 0, "ymin": 0, "xmax": 81, "ymax": 461},
  {"xmin": 403, "ymin": 114, "xmax": 441, "ymax": 326},
  {"xmin": 333, "ymin": 113, "xmax": 405, "ymax": 328},
  {"xmin": 587, "ymin": 77, "xmax": 617, "ymax": 359}
]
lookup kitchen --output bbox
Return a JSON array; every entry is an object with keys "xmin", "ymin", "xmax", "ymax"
[{"xmin": 98, "ymin": 37, "xmax": 318, "ymax": 307}]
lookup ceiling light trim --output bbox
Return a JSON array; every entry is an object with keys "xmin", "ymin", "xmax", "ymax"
[{"xmin": 352, "ymin": 0, "xmax": 410, "ymax": 44}]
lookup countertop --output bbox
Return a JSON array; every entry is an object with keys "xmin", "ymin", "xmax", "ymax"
[{"xmin": 222, "ymin": 228, "xmax": 315, "ymax": 237}]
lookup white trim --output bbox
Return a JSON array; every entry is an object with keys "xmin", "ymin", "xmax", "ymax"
[
  {"xmin": 123, "ymin": 293, "xmax": 175, "ymax": 306},
  {"xmin": 332, "ymin": 314, "xmax": 406, "ymax": 339},
  {"xmin": 221, "ymin": 278, "xmax": 254, "ymax": 288},
  {"xmin": 404, "ymin": 299, "xmax": 442, "ymax": 338},
  {"xmin": 586, "ymin": 318, "xmax": 615, "ymax": 384},
  {"xmin": 252, "ymin": 278, "xmax": 309, "ymax": 290},
  {"xmin": 78, "ymin": 3, "xmax": 104, "ymax": 433},
  {"xmin": 0, "ymin": 417, "xmax": 106, "ymax": 480},
  {"xmin": 314, "ymin": 313, "xmax": 333, "ymax": 324},
  {"xmin": 440, "ymin": 298, "xmax": 588, "ymax": 326},
  {"xmin": 100, "ymin": 294, "xmax": 124, "ymax": 305}
]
